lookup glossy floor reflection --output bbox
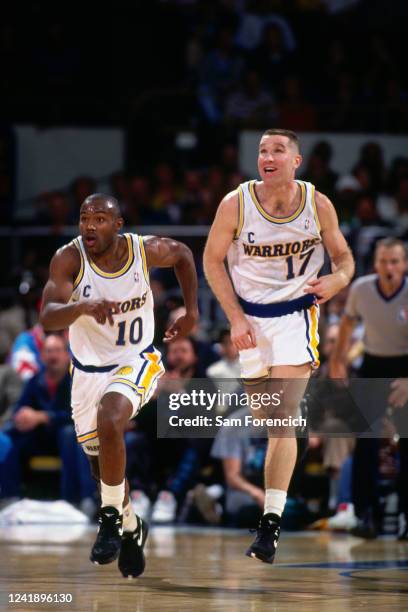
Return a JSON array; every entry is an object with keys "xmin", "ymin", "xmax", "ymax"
[{"xmin": 0, "ymin": 526, "xmax": 407, "ymax": 611}]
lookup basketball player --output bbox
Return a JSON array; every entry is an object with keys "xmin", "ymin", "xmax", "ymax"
[
  {"xmin": 203, "ymin": 129, "xmax": 354, "ymax": 563},
  {"xmin": 39, "ymin": 194, "xmax": 198, "ymax": 577}
]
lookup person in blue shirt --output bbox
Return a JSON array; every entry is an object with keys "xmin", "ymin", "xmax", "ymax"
[{"xmin": 0, "ymin": 333, "xmax": 95, "ymax": 504}]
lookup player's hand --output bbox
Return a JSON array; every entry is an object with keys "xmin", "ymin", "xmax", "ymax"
[
  {"xmin": 230, "ymin": 313, "xmax": 257, "ymax": 350},
  {"xmin": 304, "ymin": 272, "xmax": 347, "ymax": 304},
  {"xmin": 388, "ymin": 379, "xmax": 408, "ymax": 408},
  {"xmin": 81, "ymin": 299, "xmax": 120, "ymax": 325},
  {"xmin": 328, "ymin": 356, "xmax": 348, "ymax": 379},
  {"xmin": 163, "ymin": 311, "xmax": 199, "ymax": 343}
]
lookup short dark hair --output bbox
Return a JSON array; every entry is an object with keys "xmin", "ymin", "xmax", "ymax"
[
  {"xmin": 262, "ymin": 129, "xmax": 300, "ymax": 151},
  {"xmin": 375, "ymin": 237, "xmax": 408, "ymax": 258},
  {"xmin": 82, "ymin": 193, "xmax": 122, "ymax": 218}
]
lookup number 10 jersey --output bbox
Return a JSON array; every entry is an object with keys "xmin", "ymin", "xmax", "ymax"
[
  {"xmin": 227, "ymin": 180, "xmax": 324, "ymax": 304},
  {"xmin": 69, "ymin": 233, "xmax": 154, "ymax": 366}
]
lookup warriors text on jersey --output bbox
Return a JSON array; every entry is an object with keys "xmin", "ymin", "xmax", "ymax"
[
  {"xmin": 227, "ymin": 180, "xmax": 324, "ymax": 303},
  {"xmin": 69, "ymin": 233, "xmax": 154, "ymax": 366}
]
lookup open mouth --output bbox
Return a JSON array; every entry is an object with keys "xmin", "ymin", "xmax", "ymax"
[
  {"xmin": 84, "ymin": 236, "xmax": 97, "ymax": 247},
  {"xmin": 264, "ymin": 167, "xmax": 277, "ymax": 174}
]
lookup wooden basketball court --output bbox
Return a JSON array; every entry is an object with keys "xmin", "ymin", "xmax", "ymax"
[{"xmin": 0, "ymin": 526, "xmax": 407, "ymax": 611}]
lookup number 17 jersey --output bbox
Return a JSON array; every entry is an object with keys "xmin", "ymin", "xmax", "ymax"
[
  {"xmin": 68, "ymin": 233, "xmax": 154, "ymax": 366},
  {"xmin": 227, "ymin": 180, "xmax": 324, "ymax": 303}
]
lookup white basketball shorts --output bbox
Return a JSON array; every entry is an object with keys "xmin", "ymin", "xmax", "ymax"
[
  {"xmin": 239, "ymin": 304, "xmax": 320, "ymax": 379},
  {"xmin": 71, "ymin": 345, "xmax": 164, "ymax": 455}
]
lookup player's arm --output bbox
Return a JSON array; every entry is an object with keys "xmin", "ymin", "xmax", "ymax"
[
  {"xmin": 39, "ymin": 246, "xmax": 119, "ymax": 330},
  {"xmin": 329, "ymin": 314, "xmax": 357, "ymax": 378},
  {"xmin": 304, "ymin": 192, "xmax": 355, "ymax": 304},
  {"xmin": 203, "ymin": 192, "xmax": 256, "ymax": 350},
  {"xmin": 144, "ymin": 236, "xmax": 199, "ymax": 342}
]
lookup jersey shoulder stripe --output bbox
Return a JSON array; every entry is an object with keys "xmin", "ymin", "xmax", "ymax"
[
  {"xmin": 234, "ymin": 185, "xmax": 245, "ymax": 240},
  {"xmin": 137, "ymin": 236, "xmax": 149, "ymax": 284},
  {"xmin": 72, "ymin": 238, "xmax": 85, "ymax": 289},
  {"xmin": 310, "ymin": 184, "xmax": 321, "ymax": 233}
]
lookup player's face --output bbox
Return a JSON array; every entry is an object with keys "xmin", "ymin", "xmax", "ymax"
[
  {"xmin": 79, "ymin": 204, "xmax": 122, "ymax": 254},
  {"xmin": 257, "ymin": 135, "xmax": 302, "ymax": 184},
  {"xmin": 374, "ymin": 246, "xmax": 407, "ymax": 284}
]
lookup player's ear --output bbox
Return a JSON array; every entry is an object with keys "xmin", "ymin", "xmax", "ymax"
[
  {"xmin": 116, "ymin": 216, "xmax": 124, "ymax": 231},
  {"xmin": 294, "ymin": 154, "xmax": 302, "ymax": 170}
]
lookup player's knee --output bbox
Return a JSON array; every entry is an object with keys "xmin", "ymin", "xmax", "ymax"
[{"xmin": 97, "ymin": 403, "xmax": 127, "ymax": 438}]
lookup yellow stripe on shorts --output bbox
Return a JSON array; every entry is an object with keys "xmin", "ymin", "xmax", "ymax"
[
  {"xmin": 77, "ymin": 430, "xmax": 98, "ymax": 443},
  {"xmin": 136, "ymin": 353, "xmax": 164, "ymax": 402},
  {"xmin": 308, "ymin": 305, "xmax": 320, "ymax": 366}
]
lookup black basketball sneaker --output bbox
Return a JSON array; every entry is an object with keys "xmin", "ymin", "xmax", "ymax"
[
  {"xmin": 90, "ymin": 506, "xmax": 123, "ymax": 565},
  {"xmin": 118, "ymin": 515, "xmax": 149, "ymax": 578},
  {"xmin": 246, "ymin": 513, "xmax": 281, "ymax": 564}
]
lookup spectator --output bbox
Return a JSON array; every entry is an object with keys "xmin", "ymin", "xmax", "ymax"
[
  {"xmin": 278, "ymin": 76, "xmax": 317, "ymax": 131},
  {"xmin": 69, "ymin": 176, "xmax": 96, "ymax": 221},
  {"xmin": 211, "ymin": 407, "xmax": 266, "ymax": 527},
  {"xmin": 220, "ymin": 143, "xmax": 239, "ymax": 175},
  {"xmin": 126, "ymin": 176, "xmax": 152, "ymax": 225},
  {"xmin": 0, "ymin": 345, "xmax": 23, "ymax": 428},
  {"xmin": 45, "ymin": 192, "xmax": 72, "ymax": 233},
  {"xmin": 149, "ymin": 337, "xmax": 216, "ymax": 523},
  {"xmin": 236, "ymin": 4, "xmax": 296, "ymax": 53},
  {"xmin": 301, "ymin": 141, "xmax": 338, "ymax": 200},
  {"xmin": 0, "ymin": 342, "xmax": 23, "ymax": 477},
  {"xmin": 0, "ymin": 272, "xmax": 40, "ymax": 358},
  {"xmin": 179, "ymin": 170, "xmax": 206, "ymax": 224},
  {"xmin": 166, "ymin": 307, "xmax": 219, "ymax": 373},
  {"xmin": 151, "ymin": 163, "xmax": 181, "ymax": 224},
  {"xmin": 198, "ymin": 27, "xmax": 244, "ymax": 123},
  {"xmin": 10, "ymin": 324, "xmax": 45, "ymax": 381},
  {"xmin": 393, "ymin": 177, "xmax": 408, "ymax": 232},
  {"xmin": 224, "ymin": 69, "xmax": 276, "ymax": 128},
  {"xmin": 348, "ymin": 192, "xmax": 395, "ymax": 275},
  {"xmin": 250, "ymin": 22, "xmax": 296, "ymax": 87},
  {"xmin": 0, "ymin": 333, "xmax": 95, "ymax": 505},
  {"xmin": 356, "ymin": 142, "xmax": 386, "ymax": 194},
  {"xmin": 326, "ymin": 72, "xmax": 359, "ymax": 132},
  {"xmin": 311, "ymin": 324, "xmax": 356, "ymax": 511},
  {"xmin": 206, "ymin": 329, "xmax": 240, "ymax": 381}
]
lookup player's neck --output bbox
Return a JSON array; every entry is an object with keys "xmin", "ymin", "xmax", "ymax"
[
  {"xmin": 257, "ymin": 179, "xmax": 298, "ymax": 213},
  {"xmin": 88, "ymin": 235, "xmax": 124, "ymax": 268}
]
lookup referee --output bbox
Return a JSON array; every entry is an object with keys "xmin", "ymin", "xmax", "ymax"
[{"xmin": 330, "ymin": 237, "xmax": 408, "ymax": 539}]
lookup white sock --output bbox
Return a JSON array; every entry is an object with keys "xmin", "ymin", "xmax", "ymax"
[
  {"xmin": 122, "ymin": 501, "xmax": 137, "ymax": 532},
  {"xmin": 264, "ymin": 488, "xmax": 287, "ymax": 517},
  {"xmin": 101, "ymin": 479, "xmax": 125, "ymax": 514}
]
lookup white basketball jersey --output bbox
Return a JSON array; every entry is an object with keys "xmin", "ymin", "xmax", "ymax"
[
  {"xmin": 69, "ymin": 233, "xmax": 154, "ymax": 366},
  {"xmin": 227, "ymin": 180, "xmax": 324, "ymax": 303}
]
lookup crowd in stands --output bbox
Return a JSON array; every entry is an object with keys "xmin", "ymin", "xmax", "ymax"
[
  {"xmin": 4, "ymin": 139, "xmax": 407, "ymax": 281},
  {"xmin": 0, "ymin": 0, "xmax": 406, "ymax": 529},
  {"xmin": 0, "ymin": 137, "xmax": 406, "ymax": 530},
  {"xmin": 1, "ymin": 1, "xmax": 406, "ymax": 133},
  {"xmin": 0, "ymin": 287, "xmax": 397, "ymax": 529}
]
